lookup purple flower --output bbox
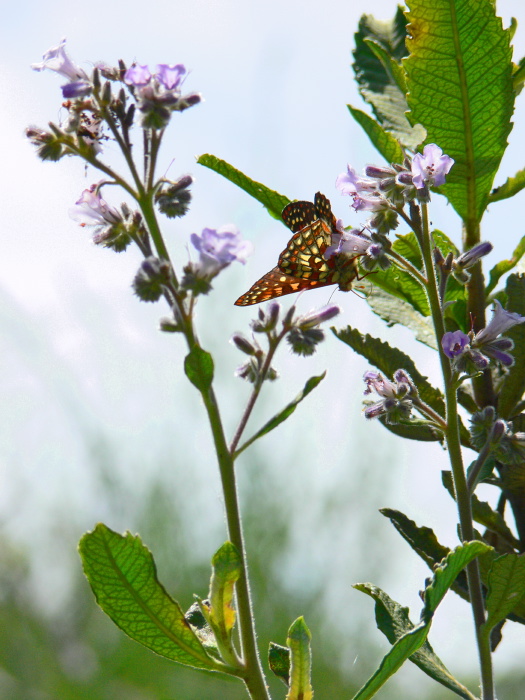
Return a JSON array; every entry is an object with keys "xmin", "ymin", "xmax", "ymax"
[
  {"xmin": 31, "ymin": 38, "xmax": 91, "ymax": 99},
  {"xmin": 362, "ymin": 370, "xmax": 414, "ymax": 423},
  {"xmin": 473, "ymin": 300, "xmax": 525, "ymax": 345},
  {"xmin": 156, "ymin": 63, "xmax": 186, "ymax": 90},
  {"xmin": 441, "ymin": 330, "xmax": 470, "ymax": 358},
  {"xmin": 31, "ymin": 38, "xmax": 87, "ymax": 81},
  {"xmin": 325, "ymin": 228, "xmax": 372, "ymax": 260},
  {"xmin": 336, "ymin": 165, "xmax": 377, "ymax": 196},
  {"xmin": 190, "ymin": 226, "xmax": 253, "ymax": 278},
  {"xmin": 124, "ymin": 64, "xmax": 152, "ymax": 87},
  {"xmin": 69, "ymin": 185, "xmax": 121, "ymax": 227},
  {"xmin": 411, "ymin": 144, "xmax": 455, "ymax": 189}
]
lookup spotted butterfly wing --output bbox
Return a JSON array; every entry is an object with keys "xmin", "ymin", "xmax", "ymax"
[{"xmin": 235, "ymin": 193, "xmax": 358, "ymax": 306}]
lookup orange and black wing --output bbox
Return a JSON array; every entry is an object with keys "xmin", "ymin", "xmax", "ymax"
[{"xmin": 234, "ymin": 267, "xmax": 333, "ymax": 306}]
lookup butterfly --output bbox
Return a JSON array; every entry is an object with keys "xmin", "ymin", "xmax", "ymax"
[{"xmin": 234, "ymin": 192, "xmax": 360, "ymax": 306}]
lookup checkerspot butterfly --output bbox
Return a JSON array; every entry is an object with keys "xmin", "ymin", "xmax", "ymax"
[{"xmin": 234, "ymin": 192, "xmax": 359, "ymax": 306}]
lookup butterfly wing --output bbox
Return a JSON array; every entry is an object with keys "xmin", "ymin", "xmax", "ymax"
[
  {"xmin": 234, "ymin": 266, "xmax": 333, "ymax": 306},
  {"xmin": 278, "ymin": 218, "xmax": 334, "ymax": 281},
  {"xmin": 281, "ymin": 200, "xmax": 317, "ymax": 232}
]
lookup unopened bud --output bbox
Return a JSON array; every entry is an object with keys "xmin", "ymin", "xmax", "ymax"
[{"xmin": 231, "ymin": 333, "xmax": 258, "ymax": 356}]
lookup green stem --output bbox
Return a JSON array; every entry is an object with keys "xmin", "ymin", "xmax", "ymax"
[
  {"xmin": 419, "ymin": 203, "xmax": 494, "ymax": 700},
  {"xmin": 387, "ymin": 249, "xmax": 428, "ymax": 286}
]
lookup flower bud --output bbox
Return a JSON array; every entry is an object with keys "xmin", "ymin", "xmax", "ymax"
[
  {"xmin": 132, "ymin": 257, "xmax": 172, "ymax": 302},
  {"xmin": 231, "ymin": 332, "xmax": 258, "ymax": 356},
  {"xmin": 155, "ymin": 176, "xmax": 193, "ymax": 218}
]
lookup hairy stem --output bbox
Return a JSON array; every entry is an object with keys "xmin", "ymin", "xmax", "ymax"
[{"xmin": 419, "ymin": 203, "xmax": 494, "ymax": 700}]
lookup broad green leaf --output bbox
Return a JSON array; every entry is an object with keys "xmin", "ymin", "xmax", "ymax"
[
  {"xmin": 482, "ymin": 553, "xmax": 525, "ymax": 636},
  {"xmin": 269, "ymin": 642, "xmax": 290, "ymax": 686},
  {"xmin": 442, "ymin": 470, "xmax": 519, "ymax": 549},
  {"xmin": 197, "ymin": 154, "xmax": 290, "ymax": 221},
  {"xmin": 353, "ymin": 8, "xmax": 425, "ymax": 149},
  {"xmin": 79, "ymin": 524, "xmax": 216, "ymax": 670},
  {"xmin": 333, "ymin": 326, "xmax": 445, "ymax": 416},
  {"xmin": 355, "ymin": 583, "xmax": 478, "ymax": 700},
  {"xmin": 234, "ymin": 374, "xmax": 325, "ymax": 458},
  {"xmin": 285, "ymin": 617, "xmax": 313, "ymax": 700},
  {"xmin": 405, "ymin": 0, "xmax": 514, "ymax": 221},
  {"xmin": 424, "ymin": 542, "xmax": 492, "ymax": 616},
  {"xmin": 486, "ymin": 236, "xmax": 525, "ymax": 295},
  {"xmin": 347, "ymin": 105, "xmax": 404, "ymax": 165},
  {"xmin": 351, "ymin": 620, "xmax": 431, "ymax": 700},
  {"xmin": 498, "ymin": 274, "xmax": 525, "ymax": 418},
  {"xmin": 489, "ymin": 168, "xmax": 525, "ymax": 203},
  {"xmin": 366, "ymin": 286, "xmax": 436, "ymax": 349},
  {"xmin": 184, "ymin": 346, "xmax": 214, "ymax": 391},
  {"xmin": 208, "ymin": 543, "xmax": 242, "ymax": 648}
]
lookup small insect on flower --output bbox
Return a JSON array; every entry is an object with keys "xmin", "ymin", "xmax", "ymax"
[{"xmin": 234, "ymin": 193, "xmax": 362, "ymax": 306}]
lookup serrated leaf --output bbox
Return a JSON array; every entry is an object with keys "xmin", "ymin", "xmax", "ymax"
[
  {"xmin": 208, "ymin": 542, "xmax": 242, "ymax": 645},
  {"xmin": 424, "ymin": 542, "xmax": 492, "ymax": 616},
  {"xmin": 269, "ymin": 642, "xmax": 290, "ymax": 686},
  {"xmin": 498, "ymin": 274, "xmax": 525, "ymax": 418},
  {"xmin": 351, "ymin": 620, "xmax": 431, "ymax": 700},
  {"xmin": 347, "ymin": 105, "xmax": 404, "ymax": 165},
  {"xmin": 486, "ymin": 237, "xmax": 525, "ymax": 295},
  {"xmin": 234, "ymin": 373, "xmax": 325, "ymax": 458},
  {"xmin": 184, "ymin": 346, "xmax": 214, "ymax": 392},
  {"xmin": 333, "ymin": 327, "xmax": 444, "ymax": 416},
  {"xmin": 366, "ymin": 286, "xmax": 436, "ymax": 349},
  {"xmin": 354, "ymin": 583, "xmax": 478, "ymax": 700},
  {"xmin": 482, "ymin": 553, "xmax": 525, "ymax": 635},
  {"xmin": 79, "ymin": 524, "xmax": 216, "ymax": 670},
  {"xmin": 353, "ymin": 8, "xmax": 425, "ymax": 149},
  {"xmin": 405, "ymin": 0, "xmax": 514, "ymax": 221},
  {"xmin": 380, "ymin": 508, "xmax": 453, "ymax": 572},
  {"xmin": 197, "ymin": 154, "xmax": 290, "ymax": 221},
  {"xmin": 285, "ymin": 617, "xmax": 313, "ymax": 700},
  {"xmin": 489, "ymin": 168, "xmax": 525, "ymax": 203}
]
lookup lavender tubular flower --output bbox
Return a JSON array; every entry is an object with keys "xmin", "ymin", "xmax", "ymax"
[
  {"xmin": 473, "ymin": 300, "xmax": 525, "ymax": 345},
  {"xmin": 32, "ymin": 38, "xmax": 91, "ymax": 98},
  {"xmin": 362, "ymin": 370, "xmax": 414, "ymax": 423}
]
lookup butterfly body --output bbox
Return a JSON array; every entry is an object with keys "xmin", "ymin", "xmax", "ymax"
[{"xmin": 235, "ymin": 192, "xmax": 359, "ymax": 306}]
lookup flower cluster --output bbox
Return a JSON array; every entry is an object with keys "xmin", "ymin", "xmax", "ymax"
[
  {"xmin": 124, "ymin": 63, "xmax": 201, "ymax": 128},
  {"xmin": 470, "ymin": 407, "xmax": 525, "ymax": 468},
  {"xmin": 442, "ymin": 300, "xmax": 525, "ymax": 370},
  {"xmin": 336, "ymin": 144, "xmax": 455, "ymax": 233},
  {"xmin": 363, "ymin": 369, "xmax": 417, "ymax": 423}
]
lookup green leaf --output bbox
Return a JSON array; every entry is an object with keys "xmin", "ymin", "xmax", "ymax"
[
  {"xmin": 184, "ymin": 346, "xmax": 214, "ymax": 392},
  {"xmin": 482, "ymin": 553, "xmax": 525, "ymax": 636},
  {"xmin": 489, "ymin": 167, "xmax": 525, "ymax": 203},
  {"xmin": 405, "ymin": 0, "xmax": 514, "ymax": 221},
  {"xmin": 369, "ymin": 232, "xmax": 430, "ymax": 317},
  {"xmin": 353, "ymin": 8, "xmax": 425, "ymax": 149},
  {"xmin": 498, "ymin": 274, "xmax": 525, "ymax": 418},
  {"xmin": 197, "ymin": 154, "xmax": 290, "ymax": 221},
  {"xmin": 486, "ymin": 236, "xmax": 525, "ymax": 295},
  {"xmin": 333, "ymin": 327, "xmax": 444, "ymax": 416},
  {"xmin": 347, "ymin": 105, "xmax": 404, "ymax": 165},
  {"xmin": 366, "ymin": 287, "xmax": 436, "ymax": 349},
  {"xmin": 424, "ymin": 542, "xmax": 492, "ymax": 615},
  {"xmin": 234, "ymin": 373, "xmax": 326, "ymax": 458},
  {"xmin": 269, "ymin": 642, "xmax": 290, "ymax": 686},
  {"xmin": 285, "ymin": 617, "xmax": 313, "ymax": 700},
  {"xmin": 208, "ymin": 542, "xmax": 242, "ymax": 657},
  {"xmin": 364, "ymin": 38, "xmax": 407, "ymax": 95},
  {"xmin": 379, "ymin": 508, "xmax": 454, "ymax": 577},
  {"xmin": 378, "ymin": 416, "xmax": 443, "ymax": 443},
  {"xmin": 78, "ymin": 524, "xmax": 216, "ymax": 670},
  {"xmin": 351, "ymin": 620, "xmax": 431, "ymax": 700},
  {"xmin": 355, "ymin": 583, "xmax": 478, "ymax": 700}
]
